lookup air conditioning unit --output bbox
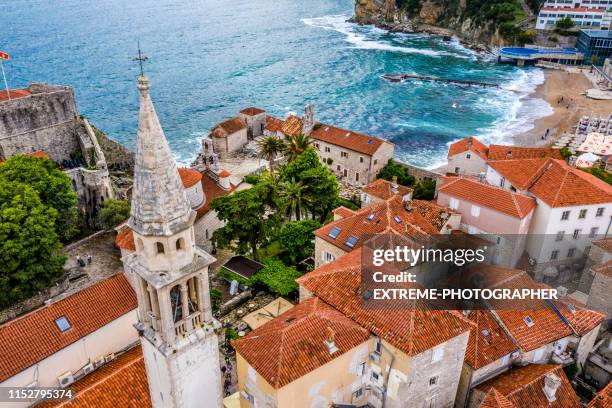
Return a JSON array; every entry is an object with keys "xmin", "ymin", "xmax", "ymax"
[
  {"xmin": 83, "ymin": 362, "xmax": 95, "ymax": 375},
  {"xmin": 58, "ymin": 371, "xmax": 74, "ymax": 388},
  {"xmin": 104, "ymin": 353, "xmax": 116, "ymax": 363}
]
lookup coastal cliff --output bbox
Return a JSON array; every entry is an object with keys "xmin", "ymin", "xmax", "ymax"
[{"xmin": 353, "ymin": 0, "xmax": 540, "ymax": 48}]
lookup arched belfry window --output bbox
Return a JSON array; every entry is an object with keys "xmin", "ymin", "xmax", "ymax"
[
  {"xmin": 156, "ymin": 242, "xmax": 165, "ymax": 254},
  {"xmin": 176, "ymin": 238, "xmax": 185, "ymax": 251},
  {"xmin": 170, "ymin": 285, "xmax": 183, "ymax": 322}
]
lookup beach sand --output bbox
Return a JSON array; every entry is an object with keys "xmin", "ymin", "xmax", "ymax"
[{"xmin": 514, "ymin": 70, "xmax": 612, "ymax": 146}]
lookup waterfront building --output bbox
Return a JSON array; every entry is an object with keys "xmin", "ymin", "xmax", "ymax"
[
  {"xmin": 121, "ymin": 74, "xmax": 223, "ymax": 408},
  {"xmin": 578, "ymin": 30, "xmax": 612, "ymax": 63},
  {"xmin": 234, "ymin": 248, "xmax": 472, "ymax": 408},
  {"xmin": 361, "ymin": 177, "xmax": 413, "ymax": 206},
  {"xmin": 437, "ymin": 177, "xmax": 536, "ymax": 267},
  {"xmin": 536, "ymin": 7, "xmax": 611, "ymax": 30},
  {"xmin": 210, "ymin": 116, "xmax": 248, "ymax": 158},
  {"xmin": 0, "ymin": 275, "xmax": 138, "ymax": 408}
]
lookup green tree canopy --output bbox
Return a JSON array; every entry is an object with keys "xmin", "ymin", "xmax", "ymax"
[
  {"xmin": 0, "ymin": 180, "xmax": 66, "ymax": 308},
  {"xmin": 285, "ymin": 133, "xmax": 313, "ymax": 162},
  {"xmin": 100, "ymin": 199, "xmax": 131, "ymax": 230},
  {"xmin": 0, "ymin": 155, "xmax": 79, "ymax": 241},
  {"xmin": 211, "ymin": 181, "xmax": 281, "ymax": 260},
  {"xmin": 251, "ymin": 258, "xmax": 302, "ymax": 296},
  {"xmin": 279, "ymin": 219, "xmax": 321, "ymax": 263},
  {"xmin": 556, "ymin": 16, "xmax": 575, "ymax": 29},
  {"xmin": 413, "ymin": 179, "xmax": 437, "ymax": 200},
  {"xmin": 257, "ymin": 136, "xmax": 286, "ymax": 173},
  {"xmin": 376, "ymin": 160, "xmax": 415, "ymax": 187},
  {"xmin": 280, "ymin": 148, "xmax": 340, "ymax": 222}
]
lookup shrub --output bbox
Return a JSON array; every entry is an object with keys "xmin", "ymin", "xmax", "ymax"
[{"xmin": 100, "ymin": 199, "xmax": 131, "ymax": 230}]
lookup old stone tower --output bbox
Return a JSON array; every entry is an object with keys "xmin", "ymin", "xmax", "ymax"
[{"xmin": 122, "ymin": 74, "xmax": 223, "ymax": 408}]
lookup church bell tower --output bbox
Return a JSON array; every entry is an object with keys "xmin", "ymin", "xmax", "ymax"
[{"xmin": 123, "ymin": 73, "xmax": 223, "ymax": 408}]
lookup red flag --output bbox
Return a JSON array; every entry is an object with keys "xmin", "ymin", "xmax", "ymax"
[{"xmin": 0, "ymin": 52, "xmax": 9, "ymax": 61}]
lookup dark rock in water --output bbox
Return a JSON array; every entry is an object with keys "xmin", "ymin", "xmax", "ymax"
[{"xmin": 443, "ymin": 35, "xmax": 452, "ymax": 41}]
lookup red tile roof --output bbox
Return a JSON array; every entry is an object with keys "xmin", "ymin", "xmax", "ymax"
[
  {"xmin": 448, "ymin": 137, "xmax": 488, "ymax": 160},
  {"xmin": 493, "ymin": 307, "xmax": 572, "ymax": 352},
  {"xmin": 311, "ymin": 123, "xmax": 388, "ymax": 156},
  {"xmin": 479, "ymin": 388, "xmax": 516, "ymax": 408},
  {"xmin": 0, "ymin": 274, "xmax": 137, "ymax": 382},
  {"xmin": 528, "ymin": 159, "xmax": 612, "ymax": 207},
  {"xmin": 177, "ymin": 167, "xmax": 203, "ymax": 188},
  {"xmin": 554, "ymin": 300, "xmax": 605, "ymax": 336},
  {"xmin": 211, "ymin": 116, "xmax": 246, "ymax": 138},
  {"xmin": 363, "ymin": 178, "xmax": 412, "ymax": 201},
  {"xmin": 453, "ymin": 310, "xmax": 517, "ymax": 370},
  {"xmin": 438, "ymin": 178, "xmax": 536, "ymax": 219},
  {"xmin": 475, "ymin": 364, "xmax": 581, "ymax": 408},
  {"xmin": 29, "ymin": 150, "xmax": 49, "ymax": 159},
  {"xmin": 38, "ymin": 346, "xmax": 151, "ymax": 408},
  {"xmin": 280, "ymin": 115, "xmax": 303, "ymax": 138},
  {"xmin": 0, "ymin": 89, "xmax": 31, "ymax": 103},
  {"xmin": 297, "ymin": 249, "xmax": 472, "ymax": 356},
  {"xmin": 332, "ymin": 206, "xmax": 356, "ymax": 219},
  {"xmin": 234, "ymin": 297, "xmax": 370, "ymax": 388},
  {"xmin": 115, "ymin": 224, "xmax": 136, "ymax": 251},
  {"xmin": 315, "ymin": 195, "xmax": 440, "ymax": 252},
  {"xmin": 264, "ymin": 116, "xmax": 284, "ymax": 133},
  {"xmin": 240, "ymin": 107, "xmax": 265, "ymax": 116},
  {"xmin": 542, "ymin": 6, "xmax": 603, "ymax": 12},
  {"xmin": 218, "ymin": 169, "xmax": 231, "ymax": 178},
  {"xmin": 486, "ymin": 158, "xmax": 550, "ymax": 191},
  {"xmin": 587, "ymin": 380, "xmax": 612, "ymax": 408},
  {"xmin": 411, "ymin": 199, "xmax": 455, "ymax": 231},
  {"xmin": 593, "ymin": 238, "xmax": 612, "ymax": 253},
  {"xmin": 487, "ymin": 145, "xmax": 563, "ymax": 161}
]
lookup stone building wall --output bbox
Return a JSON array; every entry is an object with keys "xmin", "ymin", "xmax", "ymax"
[
  {"xmin": 212, "ymin": 128, "xmax": 248, "ymax": 159},
  {"xmin": 314, "ymin": 237, "xmax": 349, "ymax": 268}
]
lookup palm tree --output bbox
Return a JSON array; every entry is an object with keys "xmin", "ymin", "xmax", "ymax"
[
  {"xmin": 280, "ymin": 177, "xmax": 305, "ymax": 221},
  {"xmin": 257, "ymin": 136, "xmax": 286, "ymax": 173},
  {"xmin": 285, "ymin": 133, "xmax": 313, "ymax": 162}
]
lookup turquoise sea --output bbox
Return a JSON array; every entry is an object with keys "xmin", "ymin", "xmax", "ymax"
[{"xmin": 1, "ymin": 0, "xmax": 552, "ymax": 168}]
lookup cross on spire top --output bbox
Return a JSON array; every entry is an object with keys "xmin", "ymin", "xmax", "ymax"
[{"xmin": 133, "ymin": 41, "xmax": 149, "ymax": 77}]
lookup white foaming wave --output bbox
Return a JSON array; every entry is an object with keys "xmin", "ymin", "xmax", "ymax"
[
  {"xmin": 301, "ymin": 15, "xmax": 446, "ymax": 57},
  {"xmin": 474, "ymin": 69, "xmax": 552, "ymax": 146}
]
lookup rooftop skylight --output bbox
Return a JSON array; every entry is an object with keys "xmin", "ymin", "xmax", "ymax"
[
  {"xmin": 55, "ymin": 316, "xmax": 71, "ymax": 333},
  {"xmin": 328, "ymin": 226, "xmax": 341, "ymax": 240},
  {"xmin": 345, "ymin": 235, "xmax": 359, "ymax": 248}
]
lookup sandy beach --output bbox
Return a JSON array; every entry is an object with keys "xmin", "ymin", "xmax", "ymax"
[{"xmin": 514, "ymin": 70, "xmax": 612, "ymax": 146}]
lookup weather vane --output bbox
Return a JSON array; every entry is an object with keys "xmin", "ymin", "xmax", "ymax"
[{"xmin": 132, "ymin": 41, "xmax": 149, "ymax": 76}]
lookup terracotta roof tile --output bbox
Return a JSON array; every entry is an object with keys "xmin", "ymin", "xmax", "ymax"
[
  {"xmin": 448, "ymin": 137, "xmax": 488, "ymax": 160},
  {"xmin": 234, "ymin": 297, "xmax": 369, "ymax": 388},
  {"xmin": 115, "ymin": 224, "xmax": 136, "ymax": 251},
  {"xmin": 0, "ymin": 89, "xmax": 31, "ymax": 103},
  {"xmin": 554, "ymin": 300, "xmax": 605, "ymax": 336},
  {"xmin": 475, "ymin": 364, "xmax": 581, "ymax": 408},
  {"xmin": 411, "ymin": 199, "xmax": 455, "ymax": 231},
  {"xmin": 311, "ymin": 123, "xmax": 388, "ymax": 156},
  {"xmin": 280, "ymin": 115, "xmax": 303, "ymax": 138},
  {"xmin": 486, "ymin": 158, "xmax": 550, "ymax": 191},
  {"xmin": 38, "ymin": 346, "xmax": 150, "ymax": 408},
  {"xmin": 29, "ymin": 150, "xmax": 49, "ymax": 159},
  {"xmin": 240, "ymin": 107, "xmax": 265, "ymax": 116},
  {"xmin": 0, "ymin": 274, "xmax": 137, "ymax": 382},
  {"xmin": 363, "ymin": 179, "xmax": 412, "ymax": 201},
  {"xmin": 264, "ymin": 116, "xmax": 284, "ymax": 133},
  {"xmin": 593, "ymin": 238, "xmax": 612, "ymax": 253},
  {"xmin": 487, "ymin": 145, "xmax": 563, "ymax": 161},
  {"xmin": 493, "ymin": 307, "xmax": 572, "ymax": 351},
  {"xmin": 297, "ymin": 249, "xmax": 472, "ymax": 356},
  {"xmin": 211, "ymin": 116, "xmax": 246, "ymax": 138},
  {"xmin": 528, "ymin": 159, "xmax": 612, "ymax": 207},
  {"xmin": 587, "ymin": 380, "xmax": 612, "ymax": 408},
  {"xmin": 452, "ymin": 310, "xmax": 517, "ymax": 370},
  {"xmin": 315, "ymin": 196, "xmax": 440, "ymax": 252},
  {"xmin": 479, "ymin": 388, "xmax": 516, "ymax": 408},
  {"xmin": 438, "ymin": 178, "xmax": 536, "ymax": 219},
  {"xmin": 177, "ymin": 167, "xmax": 203, "ymax": 188},
  {"xmin": 594, "ymin": 259, "xmax": 612, "ymax": 277},
  {"xmin": 332, "ymin": 206, "xmax": 356, "ymax": 219}
]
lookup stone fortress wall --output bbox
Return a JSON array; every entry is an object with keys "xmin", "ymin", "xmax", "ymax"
[{"xmin": 0, "ymin": 83, "xmax": 114, "ymax": 226}]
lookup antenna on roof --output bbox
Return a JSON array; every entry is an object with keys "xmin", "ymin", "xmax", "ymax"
[{"xmin": 133, "ymin": 41, "xmax": 149, "ymax": 77}]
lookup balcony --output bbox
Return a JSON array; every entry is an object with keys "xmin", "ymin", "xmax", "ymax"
[{"xmin": 174, "ymin": 311, "xmax": 204, "ymax": 337}]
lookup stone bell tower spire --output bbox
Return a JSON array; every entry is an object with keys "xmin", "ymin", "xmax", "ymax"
[{"xmin": 123, "ymin": 72, "xmax": 223, "ymax": 408}]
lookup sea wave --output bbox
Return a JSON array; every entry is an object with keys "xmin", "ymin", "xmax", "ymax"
[
  {"xmin": 301, "ymin": 15, "xmax": 446, "ymax": 57},
  {"xmin": 474, "ymin": 69, "xmax": 552, "ymax": 146}
]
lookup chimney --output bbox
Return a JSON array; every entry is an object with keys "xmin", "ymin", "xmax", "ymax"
[
  {"xmin": 391, "ymin": 175, "xmax": 398, "ymax": 188},
  {"xmin": 543, "ymin": 372, "xmax": 562, "ymax": 403},
  {"xmin": 467, "ymin": 139, "xmax": 473, "ymax": 149},
  {"xmin": 324, "ymin": 327, "xmax": 339, "ymax": 354},
  {"xmin": 218, "ymin": 169, "xmax": 231, "ymax": 190}
]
